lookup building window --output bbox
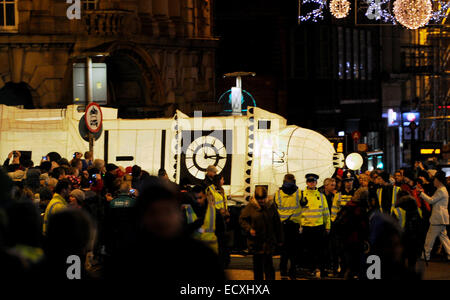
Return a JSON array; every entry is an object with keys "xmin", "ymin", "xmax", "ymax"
[
  {"xmin": 0, "ymin": 0, "xmax": 18, "ymax": 32},
  {"xmin": 82, "ymin": 0, "xmax": 98, "ymax": 10}
]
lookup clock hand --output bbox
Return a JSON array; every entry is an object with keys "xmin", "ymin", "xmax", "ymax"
[{"xmin": 204, "ymin": 154, "xmax": 226, "ymax": 160}]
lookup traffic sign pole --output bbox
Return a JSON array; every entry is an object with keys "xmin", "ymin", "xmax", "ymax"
[{"xmin": 86, "ymin": 56, "xmax": 94, "ymax": 155}]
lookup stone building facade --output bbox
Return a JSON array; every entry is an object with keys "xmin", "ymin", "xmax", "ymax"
[{"xmin": 0, "ymin": 0, "xmax": 217, "ymax": 117}]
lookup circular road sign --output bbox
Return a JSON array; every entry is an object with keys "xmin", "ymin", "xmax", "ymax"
[{"xmin": 85, "ymin": 102, "xmax": 103, "ymax": 133}]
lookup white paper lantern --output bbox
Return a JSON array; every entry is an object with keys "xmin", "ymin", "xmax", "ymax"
[{"xmin": 345, "ymin": 152, "xmax": 364, "ymax": 170}]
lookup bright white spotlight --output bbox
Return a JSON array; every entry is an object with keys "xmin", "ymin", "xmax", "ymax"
[{"xmin": 345, "ymin": 152, "xmax": 364, "ymax": 170}]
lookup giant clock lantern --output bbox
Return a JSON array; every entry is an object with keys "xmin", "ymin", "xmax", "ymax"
[{"xmin": 0, "ymin": 104, "xmax": 348, "ymax": 202}]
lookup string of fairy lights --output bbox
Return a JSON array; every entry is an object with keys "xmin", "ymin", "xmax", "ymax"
[{"xmin": 298, "ymin": 0, "xmax": 450, "ymax": 29}]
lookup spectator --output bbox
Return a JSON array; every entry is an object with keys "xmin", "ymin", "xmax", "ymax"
[
  {"xmin": 158, "ymin": 168, "xmax": 169, "ymax": 181},
  {"xmin": 105, "ymin": 176, "xmax": 225, "ymax": 281},
  {"xmin": 82, "ymin": 151, "xmax": 93, "ymax": 171},
  {"xmin": 202, "ymin": 165, "xmax": 217, "ymax": 190},
  {"xmin": 69, "ymin": 189, "xmax": 86, "ymax": 209},
  {"xmin": 333, "ymin": 188, "xmax": 370, "ymax": 279},
  {"xmin": 24, "ymin": 168, "xmax": 41, "ymax": 194},
  {"xmin": 131, "ymin": 165, "xmax": 142, "ymax": 188},
  {"xmin": 104, "ymin": 181, "xmax": 136, "ymax": 256},
  {"xmin": 367, "ymin": 213, "xmax": 419, "ymax": 279},
  {"xmin": 50, "ymin": 167, "xmax": 66, "ymax": 180},
  {"xmin": 71, "ymin": 159, "xmax": 83, "ymax": 174},
  {"xmin": 34, "ymin": 209, "xmax": 95, "ymax": 279},
  {"xmin": 239, "ymin": 186, "xmax": 283, "ymax": 280},
  {"xmin": 394, "ymin": 171, "xmax": 404, "ymax": 187},
  {"xmin": 3, "ymin": 151, "xmax": 21, "ymax": 172},
  {"xmin": 43, "ymin": 179, "xmax": 71, "ymax": 235}
]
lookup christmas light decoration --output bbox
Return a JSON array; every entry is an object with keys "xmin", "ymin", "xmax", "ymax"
[
  {"xmin": 365, "ymin": 0, "xmax": 396, "ymax": 23},
  {"xmin": 330, "ymin": 0, "xmax": 351, "ymax": 18},
  {"xmin": 430, "ymin": 0, "xmax": 450, "ymax": 22},
  {"xmin": 393, "ymin": 0, "xmax": 432, "ymax": 29},
  {"xmin": 299, "ymin": 0, "xmax": 327, "ymax": 22}
]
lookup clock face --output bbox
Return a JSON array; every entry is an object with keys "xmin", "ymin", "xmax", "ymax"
[
  {"xmin": 180, "ymin": 130, "xmax": 233, "ymax": 184},
  {"xmin": 185, "ymin": 135, "xmax": 227, "ymax": 179}
]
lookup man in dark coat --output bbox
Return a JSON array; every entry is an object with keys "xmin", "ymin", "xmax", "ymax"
[{"xmin": 239, "ymin": 186, "xmax": 283, "ymax": 280}]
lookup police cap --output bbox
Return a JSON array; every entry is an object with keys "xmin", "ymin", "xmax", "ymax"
[
  {"xmin": 305, "ymin": 173, "xmax": 319, "ymax": 181},
  {"xmin": 342, "ymin": 170, "xmax": 355, "ymax": 182}
]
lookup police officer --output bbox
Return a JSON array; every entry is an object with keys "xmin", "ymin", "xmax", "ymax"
[
  {"xmin": 299, "ymin": 173, "xmax": 331, "ymax": 278},
  {"xmin": 331, "ymin": 170, "xmax": 356, "ymax": 277},
  {"xmin": 275, "ymin": 174, "xmax": 302, "ymax": 279},
  {"xmin": 331, "ymin": 170, "xmax": 356, "ymax": 221}
]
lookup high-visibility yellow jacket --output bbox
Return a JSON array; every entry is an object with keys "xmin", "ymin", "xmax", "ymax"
[
  {"xmin": 331, "ymin": 192, "xmax": 353, "ymax": 222},
  {"xmin": 377, "ymin": 186, "xmax": 406, "ymax": 228},
  {"xmin": 274, "ymin": 189, "xmax": 302, "ymax": 223},
  {"xmin": 300, "ymin": 189, "xmax": 331, "ymax": 230},
  {"xmin": 207, "ymin": 185, "xmax": 228, "ymax": 211},
  {"xmin": 182, "ymin": 200, "xmax": 218, "ymax": 253},
  {"xmin": 43, "ymin": 193, "xmax": 67, "ymax": 235}
]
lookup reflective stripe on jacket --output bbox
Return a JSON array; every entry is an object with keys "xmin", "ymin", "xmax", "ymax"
[
  {"xmin": 377, "ymin": 186, "xmax": 407, "ymax": 228},
  {"xmin": 43, "ymin": 193, "xmax": 67, "ymax": 235},
  {"xmin": 182, "ymin": 201, "xmax": 218, "ymax": 253},
  {"xmin": 331, "ymin": 193, "xmax": 353, "ymax": 222},
  {"xmin": 275, "ymin": 189, "xmax": 302, "ymax": 223},
  {"xmin": 207, "ymin": 185, "xmax": 227, "ymax": 211},
  {"xmin": 300, "ymin": 189, "xmax": 331, "ymax": 230}
]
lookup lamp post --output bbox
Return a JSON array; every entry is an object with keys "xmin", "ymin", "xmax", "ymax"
[{"xmin": 223, "ymin": 72, "xmax": 256, "ymax": 116}]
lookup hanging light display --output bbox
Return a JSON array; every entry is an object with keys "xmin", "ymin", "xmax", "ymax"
[
  {"xmin": 330, "ymin": 0, "xmax": 351, "ymax": 18},
  {"xmin": 299, "ymin": 0, "xmax": 327, "ymax": 22},
  {"xmin": 393, "ymin": 0, "xmax": 433, "ymax": 29},
  {"xmin": 365, "ymin": 0, "xmax": 397, "ymax": 23}
]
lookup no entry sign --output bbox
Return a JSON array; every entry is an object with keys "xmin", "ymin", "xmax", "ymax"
[{"xmin": 85, "ymin": 102, "xmax": 103, "ymax": 133}]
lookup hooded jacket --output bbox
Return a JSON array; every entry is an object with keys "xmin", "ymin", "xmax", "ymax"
[{"xmin": 239, "ymin": 196, "xmax": 283, "ymax": 254}]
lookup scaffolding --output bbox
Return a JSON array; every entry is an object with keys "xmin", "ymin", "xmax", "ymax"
[{"xmin": 400, "ymin": 25, "xmax": 449, "ymax": 144}]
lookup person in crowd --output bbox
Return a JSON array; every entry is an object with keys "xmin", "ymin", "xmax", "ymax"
[
  {"xmin": 57, "ymin": 158, "xmax": 70, "ymax": 169},
  {"xmin": 331, "ymin": 170, "xmax": 356, "ymax": 222},
  {"xmin": 3, "ymin": 150, "xmax": 22, "ymax": 172},
  {"xmin": 358, "ymin": 174, "xmax": 370, "ymax": 188},
  {"xmin": 43, "ymin": 179, "xmax": 71, "ymax": 235},
  {"xmin": 104, "ymin": 164, "xmax": 120, "ymax": 195},
  {"xmin": 24, "ymin": 168, "xmax": 41, "ymax": 195},
  {"xmin": 330, "ymin": 171, "xmax": 357, "ymax": 277},
  {"xmin": 395, "ymin": 188, "xmax": 423, "ymax": 272},
  {"xmin": 71, "ymin": 158, "xmax": 83, "ymax": 174},
  {"xmin": 300, "ymin": 173, "xmax": 331, "ymax": 278},
  {"xmin": 104, "ymin": 181, "xmax": 136, "ymax": 256},
  {"xmin": 50, "ymin": 167, "xmax": 66, "ymax": 181},
  {"xmin": 182, "ymin": 185, "xmax": 219, "ymax": 253},
  {"xmin": 69, "ymin": 189, "xmax": 85, "ymax": 209},
  {"xmin": 7, "ymin": 201, "xmax": 44, "ymax": 270},
  {"xmin": 320, "ymin": 178, "xmax": 338, "ymax": 275},
  {"xmin": 394, "ymin": 170, "xmax": 404, "ymax": 187},
  {"xmin": 33, "ymin": 208, "xmax": 95, "ymax": 279},
  {"xmin": 202, "ymin": 165, "xmax": 218, "ymax": 190},
  {"xmin": 206, "ymin": 173, "xmax": 231, "ymax": 268},
  {"xmin": 417, "ymin": 170, "xmax": 450, "ymax": 261},
  {"xmin": 39, "ymin": 161, "xmax": 52, "ymax": 184},
  {"xmin": 131, "ymin": 165, "xmax": 142, "ymax": 189},
  {"xmin": 274, "ymin": 173, "xmax": 302, "ymax": 279},
  {"xmin": 401, "ymin": 169, "xmax": 431, "ymax": 239},
  {"xmin": 239, "ymin": 186, "xmax": 283, "ymax": 280},
  {"xmin": 333, "ymin": 188, "xmax": 370, "ymax": 279},
  {"xmin": 105, "ymin": 176, "xmax": 225, "ymax": 281},
  {"xmin": 82, "ymin": 151, "xmax": 93, "ymax": 171},
  {"xmin": 375, "ymin": 171, "xmax": 404, "ymax": 228},
  {"xmin": 367, "ymin": 212, "xmax": 420, "ymax": 279},
  {"xmin": 157, "ymin": 168, "xmax": 169, "ymax": 181},
  {"xmin": 93, "ymin": 159, "xmax": 106, "ymax": 174}
]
